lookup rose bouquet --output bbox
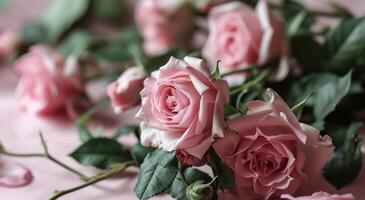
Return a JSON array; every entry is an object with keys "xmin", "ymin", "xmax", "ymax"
[{"xmin": 0, "ymin": 0, "xmax": 364, "ymax": 200}]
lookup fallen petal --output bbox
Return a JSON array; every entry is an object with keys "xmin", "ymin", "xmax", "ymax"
[{"xmin": 0, "ymin": 158, "xmax": 33, "ymax": 188}]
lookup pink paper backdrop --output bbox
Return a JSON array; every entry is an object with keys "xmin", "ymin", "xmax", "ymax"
[{"xmin": 0, "ymin": 0, "xmax": 364, "ymax": 200}]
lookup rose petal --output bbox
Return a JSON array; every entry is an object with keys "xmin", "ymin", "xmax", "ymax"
[{"xmin": 0, "ymin": 158, "xmax": 33, "ymax": 188}]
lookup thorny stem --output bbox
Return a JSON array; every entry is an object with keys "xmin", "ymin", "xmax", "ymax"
[
  {"xmin": 48, "ymin": 162, "xmax": 134, "ymax": 200},
  {"xmin": 269, "ymin": 3, "xmax": 349, "ymax": 18},
  {"xmin": 0, "ymin": 132, "xmax": 89, "ymax": 181},
  {"xmin": 229, "ymin": 69, "xmax": 270, "ymax": 95},
  {"xmin": 221, "ymin": 65, "xmax": 257, "ymax": 78}
]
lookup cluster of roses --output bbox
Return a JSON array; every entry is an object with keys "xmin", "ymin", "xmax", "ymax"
[
  {"xmin": 2, "ymin": 0, "xmax": 358, "ymax": 199},
  {"xmin": 108, "ymin": 55, "xmax": 351, "ymax": 200},
  {"xmin": 11, "ymin": 0, "xmax": 290, "ymax": 116}
]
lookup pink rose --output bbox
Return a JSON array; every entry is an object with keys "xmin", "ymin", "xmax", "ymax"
[
  {"xmin": 202, "ymin": 0, "xmax": 288, "ymax": 85},
  {"xmin": 0, "ymin": 30, "xmax": 18, "ymax": 61},
  {"xmin": 15, "ymin": 45, "xmax": 84, "ymax": 115},
  {"xmin": 213, "ymin": 89, "xmax": 334, "ymax": 199},
  {"xmin": 136, "ymin": 56, "xmax": 229, "ymax": 159},
  {"xmin": 135, "ymin": 0, "xmax": 193, "ymax": 56},
  {"xmin": 107, "ymin": 66, "xmax": 147, "ymax": 113},
  {"xmin": 281, "ymin": 192, "xmax": 355, "ymax": 200},
  {"xmin": 0, "ymin": 158, "xmax": 33, "ymax": 188},
  {"xmin": 176, "ymin": 149, "xmax": 204, "ymax": 167}
]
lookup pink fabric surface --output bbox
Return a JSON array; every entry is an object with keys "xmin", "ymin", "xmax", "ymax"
[{"xmin": 0, "ymin": 0, "xmax": 364, "ymax": 200}]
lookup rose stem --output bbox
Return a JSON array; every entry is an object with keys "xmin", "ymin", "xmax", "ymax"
[
  {"xmin": 48, "ymin": 162, "xmax": 134, "ymax": 200},
  {"xmin": 269, "ymin": 3, "xmax": 350, "ymax": 18},
  {"xmin": 230, "ymin": 69, "xmax": 270, "ymax": 95},
  {"xmin": 1, "ymin": 132, "xmax": 90, "ymax": 181},
  {"xmin": 220, "ymin": 65, "xmax": 257, "ymax": 78}
]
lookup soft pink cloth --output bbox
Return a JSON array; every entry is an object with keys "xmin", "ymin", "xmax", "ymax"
[{"xmin": 136, "ymin": 56, "xmax": 229, "ymax": 159}]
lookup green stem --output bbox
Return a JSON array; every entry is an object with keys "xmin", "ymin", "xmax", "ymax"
[
  {"xmin": 230, "ymin": 69, "xmax": 270, "ymax": 95},
  {"xmin": 1, "ymin": 151, "xmax": 44, "ymax": 157},
  {"xmin": 221, "ymin": 65, "xmax": 257, "ymax": 78},
  {"xmin": 48, "ymin": 162, "xmax": 134, "ymax": 200},
  {"xmin": 178, "ymin": 163, "xmax": 188, "ymax": 187},
  {"xmin": 269, "ymin": 3, "xmax": 345, "ymax": 18},
  {"xmin": 0, "ymin": 133, "xmax": 89, "ymax": 181}
]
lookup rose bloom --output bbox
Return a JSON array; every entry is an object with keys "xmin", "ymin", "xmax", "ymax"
[
  {"xmin": 213, "ymin": 89, "xmax": 334, "ymax": 199},
  {"xmin": 281, "ymin": 192, "xmax": 355, "ymax": 200},
  {"xmin": 107, "ymin": 66, "xmax": 147, "ymax": 113},
  {"xmin": 15, "ymin": 45, "xmax": 84, "ymax": 115},
  {"xmin": 135, "ymin": 0, "xmax": 193, "ymax": 56},
  {"xmin": 176, "ymin": 149, "xmax": 204, "ymax": 167},
  {"xmin": 203, "ymin": 0, "xmax": 288, "ymax": 85},
  {"xmin": 0, "ymin": 30, "xmax": 18, "ymax": 61},
  {"xmin": 136, "ymin": 56, "xmax": 229, "ymax": 159}
]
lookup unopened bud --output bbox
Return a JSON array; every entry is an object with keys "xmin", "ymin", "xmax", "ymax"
[{"xmin": 186, "ymin": 180, "xmax": 214, "ymax": 200}]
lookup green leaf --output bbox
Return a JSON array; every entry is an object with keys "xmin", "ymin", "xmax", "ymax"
[
  {"xmin": 42, "ymin": 0, "xmax": 89, "ymax": 42},
  {"xmin": 59, "ymin": 30, "xmax": 94, "ymax": 56},
  {"xmin": 143, "ymin": 49, "xmax": 186, "ymax": 74},
  {"xmin": 224, "ymin": 104, "xmax": 242, "ymax": 120},
  {"xmin": 324, "ymin": 122, "xmax": 363, "ymax": 189},
  {"xmin": 314, "ymin": 70, "xmax": 352, "ymax": 120},
  {"xmin": 287, "ymin": 11, "xmax": 310, "ymax": 36},
  {"xmin": 211, "ymin": 63, "xmax": 221, "ymax": 79},
  {"xmin": 131, "ymin": 143, "xmax": 155, "ymax": 165},
  {"xmin": 20, "ymin": 22, "xmax": 48, "ymax": 46},
  {"xmin": 70, "ymin": 138, "xmax": 133, "ymax": 169},
  {"xmin": 325, "ymin": 17, "xmax": 365, "ymax": 69},
  {"xmin": 282, "ymin": 0, "xmax": 314, "ymax": 30},
  {"xmin": 289, "ymin": 73, "xmax": 337, "ymax": 106},
  {"xmin": 224, "ymin": 104, "xmax": 238, "ymax": 116},
  {"xmin": 91, "ymin": 0, "xmax": 126, "ymax": 23},
  {"xmin": 77, "ymin": 100, "xmax": 109, "ymax": 142},
  {"xmin": 311, "ymin": 120, "xmax": 325, "ymax": 131},
  {"xmin": 0, "ymin": 0, "xmax": 10, "ymax": 12},
  {"xmin": 112, "ymin": 126, "xmax": 137, "ymax": 139},
  {"xmin": 134, "ymin": 150, "xmax": 178, "ymax": 200},
  {"xmin": 207, "ymin": 149, "xmax": 235, "ymax": 189},
  {"xmin": 91, "ymin": 44, "xmax": 134, "ymax": 63},
  {"xmin": 291, "ymin": 94, "xmax": 311, "ymax": 119},
  {"xmin": 167, "ymin": 168, "xmax": 212, "ymax": 200}
]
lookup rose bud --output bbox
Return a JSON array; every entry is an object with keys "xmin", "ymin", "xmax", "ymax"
[
  {"xmin": 137, "ymin": 56, "xmax": 229, "ymax": 160},
  {"xmin": 176, "ymin": 149, "xmax": 204, "ymax": 167},
  {"xmin": 213, "ymin": 89, "xmax": 334, "ymax": 199},
  {"xmin": 15, "ymin": 45, "xmax": 84, "ymax": 115},
  {"xmin": 186, "ymin": 180, "xmax": 214, "ymax": 200},
  {"xmin": 135, "ymin": 0, "xmax": 194, "ymax": 56},
  {"xmin": 107, "ymin": 66, "xmax": 147, "ymax": 113},
  {"xmin": 281, "ymin": 192, "xmax": 355, "ymax": 200},
  {"xmin": 0, "ymin": 30, "xmax": 18, "ymax": 61},
  {"xmin": 203, "ymin": 0, "xmax": 289, "ymax": 86}
]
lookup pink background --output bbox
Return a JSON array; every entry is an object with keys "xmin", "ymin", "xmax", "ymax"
[{"xmin": 0, "ymin": 0, "xmax": 364, "ymax": 199}]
